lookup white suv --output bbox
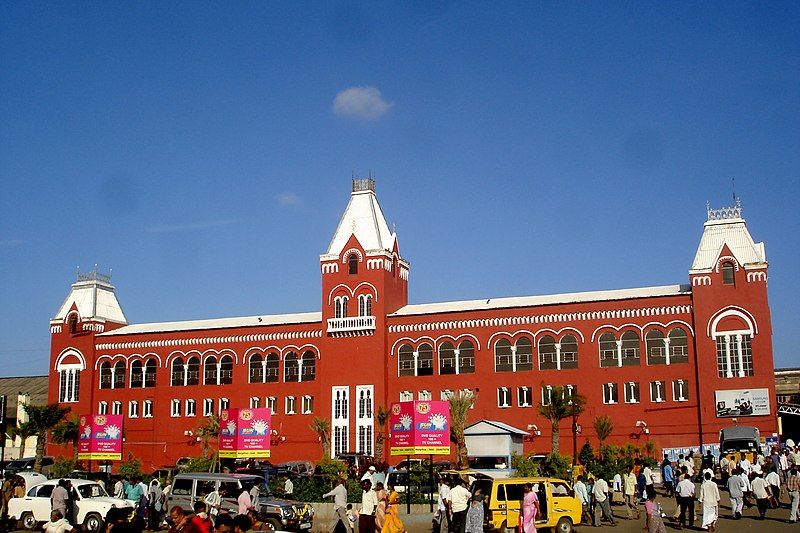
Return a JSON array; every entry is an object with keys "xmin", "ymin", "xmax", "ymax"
[{"xmin": 8, "ymin": 478, "xmax": 135, "ymax": 532}]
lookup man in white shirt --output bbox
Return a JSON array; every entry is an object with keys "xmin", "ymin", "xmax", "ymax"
[
  {"xmin": 740, "ymin": 453, "xmax": 752, "ymax": 475},
  {"xmin": 323, "ymin": 478, "xmax": 351, "ymax": 532},
  {"xmin": 435, "ymin": 477, "xmax": 451, "ymax": 533},
  {"xmin": 204, "ymin": 487, "xmax": 222, "ymax": 518},
  {"xmin": 751, "ymin": 472, "xmax": 770, "ymax": 519},
  {"xmin": 43, "ymin": 510, "xmax": 75, "ymax": 533},
  {"xmin": 592, "ymin": 477, "xmax": 616, "ymax": 526},
  {"xmin": 448, "ymin": 479, "xmax": 471, "ymax": 533},
  {"xmin": 698, "ymin": 472, "xmax": 720, "ymax": 531},
  {"xmin": 360, "ymin": 465, "xmax": 377, "ymax": 484},
  {"xmin": 358, "ymin": 479, "xmax": 378, "ymax": 533},
  {"xmin": 766, "ymin": 469, "xmax": 781, "ymax": 503},
  {"xmin": 573, "ymin": 475, "xmax": 590, "ymax": 524},
  {"xmin": 676, "ymin": 475, "xmax": 696, "ymax": 529}
]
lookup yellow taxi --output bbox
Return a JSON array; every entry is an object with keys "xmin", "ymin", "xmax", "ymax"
[{"xmin": 471, "ymin": 476, "xmax": 582, "ymax": 533}]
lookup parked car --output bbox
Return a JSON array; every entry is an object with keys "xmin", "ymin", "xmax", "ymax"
[
  {"xmin": 14, "ymin": 472, "xmax": 48, "ymax": 493},
  {"xmin": 3, "ymin": 457, "xmax": 55, "ymax": 476},
  {"xmin": 7, "ymin": 478, "xmax": 135, "ymax": 532},
  {"xmin": 276, "ymin": 461, "xmax": 315, "ymax": 478},
  {"xmin": 152, "ymin": 467, "xmax": 181, "ymax": 482},
  {"xmin": 166, "ymin": 472, "xmax": 313, "ymax": 531},
  {"xmin": 335, "ymin": 453, "xmax": 374, "ymax": 478},
  {"xmin": 471, "ymin": 476, "xmax": 582, "ymax": 533},
  {"xmin": 234, "ymin": 459, "xmax": 280, "ymax": 480}
]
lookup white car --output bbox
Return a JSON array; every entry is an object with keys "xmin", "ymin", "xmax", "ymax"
[{"xmin": 8, "ymin": 478, "xmax": 135, "ymax": 532}]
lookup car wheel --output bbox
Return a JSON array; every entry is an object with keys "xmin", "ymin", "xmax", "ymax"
[
  {"xmin": 21, "ymin": 512, "xmax": 38, "ymax": 531},
  {"xmin": 555, "ymin": 516, "xmax": 573, "ymax": 533},
  {"xmin": 265, "ymin": 518, "xmax": 281, "ymax": 531},
  {"xmin": 500, "ymin": 520, "xmax": 513, "ymax": 533},
  {"xmin": 83, "ymin": 513, "xmax": 104, "ymax": 532}
]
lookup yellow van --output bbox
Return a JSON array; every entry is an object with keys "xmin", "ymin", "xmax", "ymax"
[{"xmin": 471, "ymin": 477, "xmax": 582, "ymax": 533}]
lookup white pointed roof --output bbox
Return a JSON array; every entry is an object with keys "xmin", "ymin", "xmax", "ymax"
[
  {"xmin": 53, "ymin": 273, "xmax": 127, "ymax": 324},
  {"xmin": 324, "ymin": 179, "xmax": 396, "ymax": 257},
  {"xmin": 691, "ymin": 201, "xmax": 766, "ymax": 272}
]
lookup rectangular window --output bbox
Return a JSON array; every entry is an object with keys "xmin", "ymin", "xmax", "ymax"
[
  {"xmin": 186, "ymin": 399, "xmax": 196, "ymax": 417},
  {"xmin": 128, "ymin": 401, "xmax": 139, "ymax": 418},
  {"xmin": 285, "ymin": 396, "xmax": 296, "ymax": 415},
  {"xmin": 716, "ymin": 334, "xmax": 755, "ymax": 378},
  {"xmin": 98, "ymin": 401, "xmax": 108, "ymax": 415},
  {"xmin": 266, "ymin": 396, "xmax": 277, "ymax": 415},
  {"xmin": 624, "ymin": 382, "xmax": 640, "ymax": 404},
  {"xmin": 219, "ymin": 398, "xmax": 229, "ymax": 412},
  {"xmin": 418, "ymin": 390, "xmax": 432, "ymax": 401},
  {"xmin": 203, "ymin": 398, "xmax": 214, "ymax": 417},
  {"xmin": 649, "ymin": 381, "xmax": 666, "ymax": 403},
  {"xmin": 143, "ymin": 400, "xmax": 153, "ymax": 418},
  {"xmin": 564, "ymin": 384, "xmax": 577, "ymax": 403},
  {"xmin": 497, "ymin": 387, "xmax": 510, "ymax": 408},
  {"xmin": 672, "ymin": 380, "xmax": 689, "ymax": 402},
  {"xmin": 541, "ymin": 385, "xmax": 553, "ymax": 406},
  {"xmin": 602, "ymin": 383, "xmax": 619, "ymax": 405},
  {"xmin": 249, "ymin": 396, "xmax": 260, "ymax": 409},
  {"xmin": 462, "ymin": 389, "xmax": 475, "ymax": 409},
  {"xmin": 440, "ymin": 389, "xmax": 453, "ymax": 401},
  {"xmin": 517, "ymin": 386, "xmax": 531, "ymax": 407},
  {"xmin": 302, "ymin": 395, "xmax": 314, "ymax": 414},
  {"xmin": 112, "ymin": 401, "xmax": 122, "ymax": 415},
  {"xmin": 400, "ymin": 390, "xmax": 413, "ymax": 402},
  {"xmin": 170, "ymin": 399, "xmax": 181, "ymax": 417}
]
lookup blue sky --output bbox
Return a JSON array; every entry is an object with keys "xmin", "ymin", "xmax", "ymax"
[{"xmin": 1, "ymin": 2, "xmax": 798, "ymax": 376}]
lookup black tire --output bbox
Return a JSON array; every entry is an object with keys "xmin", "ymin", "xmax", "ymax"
[
  {"xmin": 555, "ymin": 516, "xmax": 573, "ymax": 533},
  {"xmin": 21, "ymin": 512, "xmax": 38, "ymax": 531},
  {"xmin": 500, "ymin": 520, "xmax": 513, "ymax": 533},
  {"xmin": 83, "ymin": 513, "xmax": 104, "ymax": 533},
  {"xmin": 264, "ymin": 518, "xmax": 280, "ymax": 531}
]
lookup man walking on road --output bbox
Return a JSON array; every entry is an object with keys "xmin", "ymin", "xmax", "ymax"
[
  {"xmin": 323, "ymin": 478, "xmax": 352, "ymax": 533},
  {"xmin": 675, "ymin": 472, "xmax": 695, "ymax": 529},
  {"xmin": 623, "ymin": 466, "xmax": 640, "ymax": 520}
]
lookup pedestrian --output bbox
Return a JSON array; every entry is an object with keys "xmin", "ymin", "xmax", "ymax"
[
  {"xmin": 1, "ymin": 473, "xmax": 14, "ymax": 523},
  {"xmin": 113, "ymin": 477, "xmax": 125, "ymax": 499},
  {"xmin": 232, "ymin": 514, "xmax": 253, "ymax": 533},
  {"xmin": 51, "ymin": 480, "xmax": 69, "ymax": 518},
  {"xmin": 698, "ymin": 472, "xmax": 719, "ymax": 531},
  {"xmin": 751, "ymin": 471, "xmax": 770, "ymax": 519},
  {"xmin": 662, "ymin": 460, "xmax": 675, "ymax": 497},
  {"xmin": 203, "ymin": 486, "xmax": 222, "ymax": 519},
  {"xmin": 623, "ymin": 466, "xmax": 640, "ymax": 520},
  {"xmin": 787, "ymin": 465, "xmax": 799, "ymax": 523},
  {"xmin": 675, "ymin": 470, "xmax": 695, "ymax": 529},
  {"xmin": 361, "ymin": 466, "xmax": 377, "ymax": 485},
  {"xmin": 190, "ymin": 501, "xmax": 212, "ymax": 533},
  {"xmin": 642, "ymin": 462, "xmax": 656, "ymax": 499},
  {"xmin": 237, "ymin": 487, "xmax": 253, "ymax": 516},
  {"xmin": 358, "ymin": 479, "xmax": 378, "ymax": 533},
  {"xmin": 521, "ymin": 483, "xmax": 540, "ymax": 533},
  {"xmin": 448, "ymin": 478, "xmax": 471, "ymax": 533},
  {"xmin": 167, "ymin": 506, "xmax": 199, "ymax": 533},
  {"xmin": 726, "ymin": 467, "xmax": 745, "ymax": 519},
  {"xmin": 434, "ymin": 476, "xmax": 450, "ymax": 533},
  {"xmin": 644, "ymin": 491, "xmax": 666, "ymax": 533},
  {"xmin": 374, "ymin": 482, "xmax": 388, "ymax": 531},
  {"xmin": 213, "ymin": 514, "xmax": 234, "ymax": 533},
  {"xmin": 573, "ymin": 475, "xmax": 590, "ymax": 525},
  {"xmin": 43, "ymin": 510, "xmax": 76, "ymax": 533},
  {"xmin": 586, "ymin": 476, "xmax": 597, "ymax": 527},
  {"xmin": 592, "ymin": 477, "xmax": 615, "ymax": 526},
  {"xmin": 323, "ymin": 477, "xmax": 351, "ymax": 533},
  {"xmin": 381, "ymin": 492, "xmax": 406, "ymax": 533},
  {"xmin": 766, "ymin": 467, "xmax": 781, "ymax": 506},
  {"xmin": 148, "ymin": 478, "xmax": 162, "ymax": 530},
  {"xmin": 464, "ymin": 494, "xmax": 484, "ymax": 533}
]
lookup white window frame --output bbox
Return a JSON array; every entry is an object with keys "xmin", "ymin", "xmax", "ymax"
[
  {"xmin": 356, "ymin": 385, "xmax": 374, "ymax": 456},
  {"xmin": 440, "ymin": 389, "xmax": 453, "ymax": 401},
  {"xmin": 143, "ymin": 400, "xmax": 153, "ymax": 418},
  {"xmin": 98, "ymin": 401, "xmax": 108, "ymax": 415},
  {"xmin": 517, "ymin": 386, "xmax": 531, "ymax": 407},
  {"xmin": 128, "ymin": 400, "xmax": 139, "ymax": 418},
  {"xmin": 203, "ymin": 398, "xmax": 214, "ymax": 416},
  {"xmin": 285, "ymin": 396, "xmax": 296, "ymax": 415},
  {"xmin": 302, "ymin": 395, "xmax": 314, "ymax": 414},
  {"xmin": 170, "ymin": 399, "xmax": 181, "ymax": 417},
  {"xmin": 672, "ymin": 379, "xmax": 689, "ymax": 402},
  {"xmin": 400, "ymin": 390, "xmax": 413, "ymax": 402},
  {"xmin": 266, "ymin": 396, "xmax": 277, "ymax": 415},
  {"xmin": 541, "ymin": 385, "xmax": 553, "ymax": 406},
  {"xmin": 219, "ymin": 397, "xmax": 229, "ymax": 413},
  {"xmin": 332, "ymin": 386, "xmax": 350, "ymax": 458},
  {"xmin": 649, "ymin": 381, "xmax": 666, "ymax": 403},
  {"xmin": 497, "ymin": 387, "xmax": 511, "ymax": 408},
  {"xmin": 250, "ymin": 396, "xmax": 260, "ymax": 409},
  {"xmin": 186, "ymin": 399, "xmax": 196, "ymax": 417},
  {"xmin": 603, "ymin": 383, "xmax": 619, "ymax": 405},
  {"xmin": 624, "ymin": 382, "xmax": 640, "ymax": 404},
  {"xmin": 111, "ymin": 401, "xmax": 122, "ymax": 415},
  {"xmin": 418, "ymin": 390, "xmax": 432, "ymax": 401}
]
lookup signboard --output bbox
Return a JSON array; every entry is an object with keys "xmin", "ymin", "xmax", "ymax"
[
  {"xmin": 77, "ymin": 414, "xmax": 123, "ymax": 460},
  {"xmin": 218, "ymin": 408, "xmax": 271, "ymax": 458},
  {"xmin": 715, "ymin": 388, "xmax": 770, "ymax": 418},
  {"xmin": 389, "ymin": 401, "xmax": 450, "ymax": 456}
]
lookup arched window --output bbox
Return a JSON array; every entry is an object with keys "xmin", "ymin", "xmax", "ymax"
[
  {"xmin": 538, "ymin": 335, "xmax": 557, "ymax": 370},
  {"xmin": 348, "ymin": 254, "xmax": 358, "ymax": 274},
  {"xmin": 284, "ymin": 352, "xmax": 299, "ymax": 382},
  {"xmin": 439, "ymin": 342, "xmax": 456, "ymax": 375},
  {"xmin": 621, "ymin": 331, "xmax": 641, "ymax": 366},
  {"xmin": 714, "ymin": 313, "xmax": 754, "ymax": 378},
  {"xmin": 669, "ymin": 328, "xmax": 689, "ymax": 364},
  {"xmin": 646, "ymin": 329, "xmax": 666, "ymax": 365},
  {"xmin": 265, "ymin": 353, "xmax": 279, "ymax": 382},
  {"xmin": 130, "ymin": 360, "xmax": 143, "ymax": 388},
  {"xmin": 301, "ymin": 351, "xmax": 316, "ymax": 382},
  {"xmin": 113, "ymin": 361, "xmax": 126, "ymax": 389},
  {"xmin": 204, "ymin": 356, "xmax": 218, "ymax": 385},
  {"xmin": 100, "ymin": 362, "xmax": 112, "ymax": 389},
  {"xmin": 599, "ymin": 332, "xmax": 618, "ymax": 368},
  {"xmin": 219, "ymin": 355, "xmax": 233, "ymax": 385},
  {"xmin": 170, "ymin": 358, "xmax": 184, "ymax": 387},
  {"xmin": 186, "ymin": 356, "xmax": 200, "ymax": 385},
  {"xmin": 721, "ymin": 262, "xmax": 735, "ymax": 285},
  {"xmin": 68, "ymin": 314, "xmax": 78, "ymax": 334},
  {"xmin": 358, "ymin": 295, "xmax": 373, "ymax": 317},
  {"xmin": 249, "ymin": 353, "xmax": 264, "ymax": 383},
  {"xmin": 335, "ymin": 296, "xmax": 349, "ymax": 319},
  {"xmin": 417, "ymin": 343, "xmax": 433, "ymax": 376},
  {"xmin": 494, "ymin": 339, "xmax": 513, "ymax": 372},
  {"xmin": 144, "ymin": 359, "xmax": 157, "ymax": 387},
  {"xmin": 398, "ymin": 344, "xmax": 414, "ymax": 377},
  {"xmin": 560, "ymin": 334, "xmax": 579, "ymax": 369},
  {"xmin": 458, "ymin": 340, "xmax": 475, "ymax": 374},
  {"xmin": 516, "ymin": 337, "xmax": 533, "ymax": 371}
]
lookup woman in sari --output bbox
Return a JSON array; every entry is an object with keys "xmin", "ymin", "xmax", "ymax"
[
  {"xmin": 522, "ymin": 483, "xmax": 539, "ymax": 533},
  {"xmin": 381, "ymin": 492, "xmax": 406, "ymax": 533},
  {"xmin": 374, "ymin": 482, "xmax": 388, "ymax": 530}
]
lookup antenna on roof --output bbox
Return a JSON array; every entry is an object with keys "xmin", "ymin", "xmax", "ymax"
[{"xmin": 732, "ymin": 177, "xmax": 737, "ymax": 204}]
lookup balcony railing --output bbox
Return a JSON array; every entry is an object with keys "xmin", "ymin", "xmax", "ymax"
[{"xmin": 327, "ymin": 315, "xmax": 376, "ymax": 334}]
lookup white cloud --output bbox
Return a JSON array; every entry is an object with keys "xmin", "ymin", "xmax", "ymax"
[
  {"xmin": 332, "ymin": 86, "xmax": 393, "ymax": 121},
  {"xmin": 147, "ymin": 219, "xmax": 237, "ymax": 233},
  {"xmin": 275, "ymin": 192, "xmax": 300, "ymax": 206}
]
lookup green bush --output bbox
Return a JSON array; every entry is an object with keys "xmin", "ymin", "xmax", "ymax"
[
  {"xmin": 118, "ymin": 453, "xmax": 144, "ymax": 480},
  {"xmin": 52, "ymin": 457, "xmax": 77, "ymax": 478},
  {"xmin": 511, "ymin": 452, "xmax": 541, "ymax": 478},
  {"xmin": 539, "ymin": 453, "xmax": 572, "ymax": 480},
  {"xmin": 184, "ymin": 456, "xmax": 215, "ymax": 473},
  {"xmin": 578, "ymin": 441, "xmax": 595, "ymax": 466}
]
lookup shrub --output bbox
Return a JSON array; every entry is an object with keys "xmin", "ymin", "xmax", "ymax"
[
  {"xmin": 539, "ymin": 453, "xmax": 572, "ymax": 480},
  {"xmin": 52, "ymin": 456, "xmax": 77, "ymax": 478},
  {"xmin": 578, "ymin": 441, "xmax": 595, "ymax": 466},
  {"xmin": 511, "ymin": 452, "xmax": 541, "ymax": 478},
  {"xmin": 183, "ymin": 456, "xmax": 215, "ymax": 473}
]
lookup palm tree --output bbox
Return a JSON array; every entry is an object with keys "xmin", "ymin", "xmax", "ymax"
[
  {"xmin": 536, "ymin": 385, "xmax": 586, "ymax": 454},
  {"xmin": 7, "ymin": 421, "xmax": 34, "ymax": 459},
  {"xmin": 52, "ymin": 416, "xmax": 81, "ymax": 463},
  {"xmin": 23, "ymin": 403, "xmax": 71, "ymax": 472},
  {"xmin": 374, "ymin": 406, "xmax": 390, "ymax": 464},
  {"xmin": 309, "ymin": 417, "xmax": 331, "ymax": 459},
  {"xmin": 593, "ymin": 415, "xmax": 614, "ymax": 456},
  {"xmin": 448, "ymin": 390, "xmax": 475, "ymax": 470},
  {"xmin": 196, "ymin": 415, "xmax": 220, "ymax": 460}
]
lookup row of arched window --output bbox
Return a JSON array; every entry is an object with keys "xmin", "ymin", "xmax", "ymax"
[
  {"xmin": 396, "ymin": 327, "xmax": 691, "ymax": 376},
  {"xmin": 333, "ymin": 294, "xmax": 373, "ymax": 318}
]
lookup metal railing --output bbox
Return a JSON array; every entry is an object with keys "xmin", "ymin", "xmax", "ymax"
[{"xmin": 327, "ymin": 315, "xmax": 376, "ymax": 333}]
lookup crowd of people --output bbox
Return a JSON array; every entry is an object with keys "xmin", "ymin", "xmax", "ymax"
[{"xmin": 323, "ymin": 477, "xmax": 406, "ymax": 533}]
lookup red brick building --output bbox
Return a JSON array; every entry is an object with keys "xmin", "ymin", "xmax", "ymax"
[{"xmin": 48, "ymin": 180, "xmax": 777, "ymax": 470}]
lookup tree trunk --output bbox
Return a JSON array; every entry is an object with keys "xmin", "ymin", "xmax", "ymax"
[
  {"xmin": 18, "ymin": 437, "xmax": 27, "ymax": 459},
  {"xmin": 551, "ymin": 421, "xmax": 560, "ymax": 454},
  {"xmin": 34, "ymin": 432, "xmax": 46, "ymax": 473},
  {"xmin": 375, "ymin": 434, "xmax": 384, "ymax": 463},
  {"xmin": 456, "ymin": 436, "xmax": 469, "ymax": 469},
  {"xmin": 73, "ymin": 437, "xmax": 79, "ymax": 465}
]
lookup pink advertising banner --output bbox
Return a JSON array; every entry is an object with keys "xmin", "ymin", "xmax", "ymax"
[
  {"xmin": 389, "ymin": 401, "xmax": 450, "ymax": 456},
  {"xmin": 77, "ymin": 414, "xmax": 123, "ymax": 460},
  {"xmin": 218, "ymin": 408, "xmax": 272, "ymax": 458}
]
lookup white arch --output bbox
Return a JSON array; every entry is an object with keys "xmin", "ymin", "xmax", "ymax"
[
  {"xmin": 93, "ymin": 353, "xmax": 127, "ymax": 370},
  {"xmin": 54, "ymin": 347, "xmax": 86, "ymax": 370},
  {"xmin": 242, "ymin": 346, "xmax": 282, "ymax": 364},
  {"xmin": 433, "ymin": 333, "xmax": 482, "ymax": 351},
  {"xmin": 531, "ymin": 326, "xmax": 586, "ymax": 344},
  {"xmin": 353, "ymin": 282, "xmax": 379, "ymax": 301},
  {"xmin": 389, "ymin": 336, "xmax": 436, "ymax": 355},
  {"xmin": 590, "ymin": 323, "xmax": 643, "ymax": 342},
  {"xmin": 200, "ymin": 348, "xmax": 238, "ymax": 365},
  {"xmin": 641, "ymin": 320, "xmax": 695, "ymax": 337},
  {"xmin": 707, "ymin": 306, "xmax": 757, "ymax": 337},
  {"xmin": 327, "ymin": 284, "xmax": 353, "ymax": 304},
  {"xmin": 715, "ymin": 255, "xmax": 740, "ymax": 273},
  {"xmin": 63, "ymin": 310, "xmax": 80, "ymax": 324},
  {"xmin": 342, "ymin": 248, "xmax": 364, "ymax": 262},
  {"xmin": 127, "ymin": 352, "xmax": 163, "ymax": 366},
  {"xmin": 165, "ymin": 349, "xmax": 203, "ymax": 368},
  {"xmin": 486, "ymin": 329, "xmax": 536, "ymax": 348}
]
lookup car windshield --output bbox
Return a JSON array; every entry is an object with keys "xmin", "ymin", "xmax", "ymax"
[
  {"xmin": 5, "ymin": 460, "xmax": 30, "ymax": 468},
  {"xmin": 77, "ymin": 483, "xmax": 108, "ymax": 498}
]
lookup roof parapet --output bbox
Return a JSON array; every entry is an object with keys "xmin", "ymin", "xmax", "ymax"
[
  {"xmin": 706, "ymin": 198, "xmax": 742, "ymax": 221},
  {"xmin": 76, "ymin": 265, "xmax": 112, "ymax": 285},
  {"xmin": 352, "ymin": 178, "xmax": 375, "ymax": 193}
]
